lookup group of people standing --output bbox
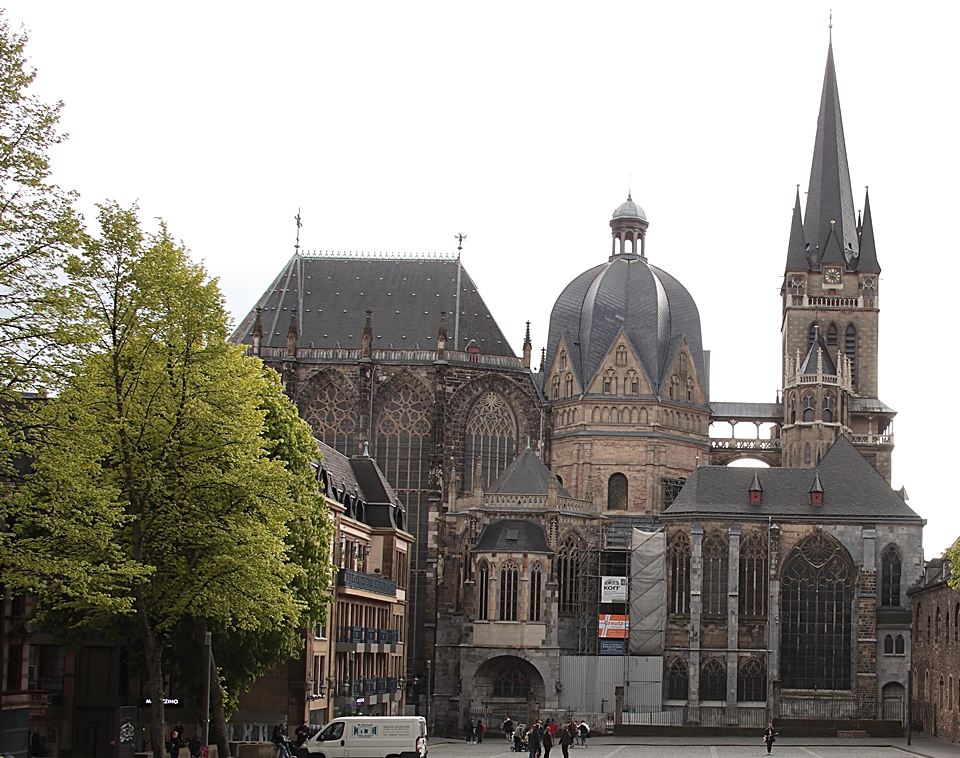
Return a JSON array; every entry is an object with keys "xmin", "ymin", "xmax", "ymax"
[
  {"xmin": 500, "ymin": 716, "xmax": 589, "ymax": 758},
  {"xmin": 463, "ymin": 717, "xmax": 487, "ymax": 743}
]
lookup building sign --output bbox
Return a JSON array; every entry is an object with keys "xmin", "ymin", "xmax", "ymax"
[
  {"xmin": 598, "ymin": 614, "xmax": 628, "ymax": 638},
  {"xmin": 353, "ymin": 724, "xmax": 377, "ymax": 737},
  {"xmin": 139, "ymin": 697, "xmax": 181, "ymax": 707},
  {"xmin": 601, "ymin": 576, "xmax": 628, "ymax": 603},
  {"xmin": 599, "ymin": 639, "xmax": 626, "ymax": 655}
]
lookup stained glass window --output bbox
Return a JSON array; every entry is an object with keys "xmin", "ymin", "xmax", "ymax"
[
  {"xmin": 699, "ymin": 657, "xmax": 726, "ymax": 701},
  {"xmin": 739, "ymin": 531, "xmax": 767, "ymax": 617},
  {"xmin": 499, "ymin": 562, "xmax": 519, "ymax": 621},
  {"xmin": 558, "ymin": 535, "xmax": 581, "ymax": 614},
  {"xmin": 702, "ymin": 534, "xmax": 728, "ymax": 615},
  {"xmin": 302, "ymin": 378, "xmax": 360, "ymax": 456},
  {"xmin": 668, "ymin": 532, "xmax": 690, "ymax": 615},
  {"xmin": 737, "ymin": 658, "xmax": 766, "ymax": 702},
  {"xmin": 465, "ymin": 391, "xmax": 517, "ymax": 490}
]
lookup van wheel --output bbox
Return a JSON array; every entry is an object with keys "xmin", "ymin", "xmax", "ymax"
[{"xmin": 387, "ymin": 753, "xmax": 401, "ymax": 758}]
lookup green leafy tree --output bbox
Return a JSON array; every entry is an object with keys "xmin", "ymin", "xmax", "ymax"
[
  {"xmin": 0, "ymin": 203, "xmax": 332, "ymax": 758},
  {"xmin": 0, "ymin": 13, "xmax": 80, "ymax": 403}
]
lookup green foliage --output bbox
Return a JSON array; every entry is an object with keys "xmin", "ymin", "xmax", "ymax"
[
  {"xmin": 0, "ymin": 203, "xmax": 332, "ymax": 741},
  {"xmin": 0, "ymin": 13, "xmax": 81, "ymax": 398}
]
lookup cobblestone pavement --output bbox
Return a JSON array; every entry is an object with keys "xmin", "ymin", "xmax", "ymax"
[{"xmin": 427, "ymin": 736, "xmax": 960, "ymax": 758}]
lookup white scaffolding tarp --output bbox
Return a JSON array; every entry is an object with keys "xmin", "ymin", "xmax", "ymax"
[{"xmin": 629, "ymin": 528, "xmax": 666, "ymax": 655}]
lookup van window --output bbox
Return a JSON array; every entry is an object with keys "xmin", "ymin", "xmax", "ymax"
[{"xmin": 320, "ymin": 722, "xmax": 344, "ymax": 741}]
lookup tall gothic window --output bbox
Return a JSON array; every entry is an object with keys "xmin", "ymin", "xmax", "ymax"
[
  {"xmin": 477, "ymin": 560, "xmax": 490, "ymax": 621},
  {"xmin": 500, "ymin": 562, "xmax": 519, "ymax": 621},
  {"xmin": 552, "ymin": 375, "xmax": 560, "ymax": 400},
  {"xmin": 699, "ymin": 657, "xmax": 726, "ymax": 702},
  {"xmin": 375, "ymin": 381, "xmax": 431, "ymax": 660},
  {"xmin": 666, "ymin": 657, "xmax": 688, "ymax": 700},
  {"xmin": 559, "ymin": 351, "xmax": 567, "ymax": 371},
  {"xmin": 668, "ymin": 532, "xmax": 691, "ymax": 614},
  {"xmin": 780, "ymin": 532, "xmax": 854, "ymax": 690},
  {"xmin": 669, "ymin": 375, "xmax": 680, "ymax": 399},
  {"xmin": 822, "ymin": 394, "xmax": 835, "ymax": 423},
  {"xmin": 881, "ymin": 546, "xmax": 902, "ymax": 607},
  {"xmin": 702, "ymin": 534, "xmax": 728, "ymax": 615},
  {"xmin": 845, "ymin": 324, "xmax": 857, "ymax": 385},
  {"xmin": 464, "ymin": 391, "xmax": 517, "ymax": 490},
  {"xmin": 530, "ymin": 563, "xmax": 543, "ymax": 621},
  {"xmin": 739, "ymin": 531, "xmax": 767, "ymax": 617},
  {"xmin": 615, "ymin": 345, "xmax": 628, "ymax": 366},
  {"xmin": 738, "ymin": 658, "xmax": 767, "ymax": 702},
  {"xmin": 558, "ymin": 535, "xmax": 581, "ymax": 614},
  {"xmin": 301, "ymin": 378, "xmax": 360, "ymax": 456},
  {"xmin": 625, "ymin": 370, "xmax": 639, "ymax": 395},
  {"xmin": 564, "ymin": 374, "xmax": 574, "ymax": 398},
  {"xmin": 802, "ymin": 393, "xmax": 815, "ymax": 422},
  {"xmin": 607, "ymin": 473, "xmax": 628, "ymax": 511}
]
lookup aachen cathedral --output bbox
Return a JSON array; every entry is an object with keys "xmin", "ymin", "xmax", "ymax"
[{"xmin": 232, "ymin": 34, "xmax": 923, "ymax": 730}]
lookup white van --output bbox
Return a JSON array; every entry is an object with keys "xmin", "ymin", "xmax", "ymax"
[{"xmin": 297, "ymin": 716, "xmax": 427, "ymax": 758}]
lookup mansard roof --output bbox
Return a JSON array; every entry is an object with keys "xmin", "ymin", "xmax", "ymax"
[
  {"xmin": 487, "ymin": 446, "xmax": 570, "ymax": 497},
  {"xmin": 231, "ymin": 253, "xmax": 515, "ymax": 356},
  {"xmin": 316, "ymin": 439, "xmax": 407, "ymax": 530},
  {"xmin": 471, "ymin": 519, "xmax": 552, "ymax": 554},
  {"xmin": 661, "ymin": 436, "xmax": 922, "ymax": 523}
]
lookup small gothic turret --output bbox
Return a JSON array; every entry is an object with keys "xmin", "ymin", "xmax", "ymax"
[
  {"xmin": 286, "ymin": 309, "xmax": 298, "ymax": 357},
  {"xmin": 539, "ymin": 347, "xmax": 546, "ymax": 373},
  {"xmin": 252, "ymin": 307, "xmax": 263, "ymax": 356},
  {"xmin": 809, "ymin": 472, "xmax": 824, "ymax": 504},
  {"xmin": 437, "ymin": 310, "xmax": 448, "ymax": 360},
  {"xmin": 362, "ymin": 309, "xmax": 373, "ymax": 358},
  {"xmin": 522, "ymin": 321, "xmax": 532, "ymax": 369}
]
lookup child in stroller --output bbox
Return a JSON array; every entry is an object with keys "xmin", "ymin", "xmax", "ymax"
[{"xmin": 512, "ymin": 724, "xmax": 528, "ymax": 753}]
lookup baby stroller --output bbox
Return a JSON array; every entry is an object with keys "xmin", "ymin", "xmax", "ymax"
[{"xmin": 512, "ymin": 724, "xmax": 528, "ymax": 753}]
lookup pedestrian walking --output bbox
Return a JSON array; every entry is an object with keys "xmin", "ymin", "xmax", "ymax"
[
  {"xmin": 559, "ymin": 725, "xmax": 572, "ymax": 758},
  {"xmin": 577, "ymin": 721, "xmax": 589, "ymax": 748},
  {"xmin": 477, "ymin": 720, "xmax": 485, "ymax": 744},
  {"xmin": 503, "ymin": 716, "xmax": 515, "ymax": 743},
  {"xmin": 542, "ymin": 722, "xmax": 553, "ymax": 758},
  {"xmin": 567, "ymin": 720, "xmax": 578, "ymax": 746},
  {"xmin": 527, "ymin": 722, "xmax": 542, "ymax": 758},
  {"xmin": 763, "ymin": 723, "xmax": 778, "ymax": 754},
  {"xmin": 165, "ymin": 731, "xmax": 181, "ymax": 758}
]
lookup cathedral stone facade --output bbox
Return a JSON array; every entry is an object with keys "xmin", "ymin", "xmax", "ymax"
[{"xmin": 232, "ymin": 35, "xmax": 922, "ymax": 731}]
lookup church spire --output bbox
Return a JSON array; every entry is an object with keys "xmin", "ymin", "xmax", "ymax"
[
  {"xmin": 785, "ymin": 185, "xmax": 807, "ymax": 271},
  {"xmin": 857, "ymin": 186, "xmax": 880, "ymax": 273},
  {"xmin": 803, "ymin": 38, "xmax": 859, "ymax": 271}
]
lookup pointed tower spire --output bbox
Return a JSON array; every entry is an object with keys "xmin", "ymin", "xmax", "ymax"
[
  {"xmin": 539, "ymin": 347, "xmax": 546, "ymax": 373},
  {"xmin": 785, "ymin": 185, "xmax": 808, "ymax": 271},
  {"xmin": 803, "ymin": 37, "xmax": 859, "ymax": 270},
  {"xmin": 522, "ymin": 320, "xmax": 532, "ymax": 369},
  {"xmin": 857, "ymin": 186, "xmax": 880, "ymax": 272}
]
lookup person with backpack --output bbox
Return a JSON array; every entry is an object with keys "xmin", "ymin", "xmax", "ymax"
[
  {"xmin": 477, "ymin": 720, "xmax": 485, "ymax": 744},
  {"xmin": 577, "ymin": 721, "xmax": 589, "ymax": 748}
]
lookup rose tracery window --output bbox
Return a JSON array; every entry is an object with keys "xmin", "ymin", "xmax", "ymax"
[
  {"xmin": 302, "ymin": 379, "xmax": 360, "ymax": 456},
  {"xmin": 738, "ymin": 658, "xmax": 767, "ymax": 702},
  {"xmin": 780, "ymin": 532, "xmax": 854, "ymax": 690},
  {"xmin": 465, "ymin": 391, "xmax": 518, "ymax": 490}
]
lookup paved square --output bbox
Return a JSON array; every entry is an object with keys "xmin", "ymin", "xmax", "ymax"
[{"xmin": 429, "ymin": 742, "xmax": 916, "ymax": 758}]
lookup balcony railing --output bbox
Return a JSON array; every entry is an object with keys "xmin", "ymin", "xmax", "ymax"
[
  {"xmin": 337, "ymin": 626, "xmax": 402, "ymax": 645},
  {"xmin": 336, "ymin": 568, "xmax": 397, "ymax": 598}
]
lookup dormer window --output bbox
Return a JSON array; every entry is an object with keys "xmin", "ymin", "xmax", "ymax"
[
  {"xmin": 809, "ymin": 472, "xmax": 824, "ymax": 505},
  {"xmin": 748, "ymin": 473, "xmax": 762, "ymax": 504}
]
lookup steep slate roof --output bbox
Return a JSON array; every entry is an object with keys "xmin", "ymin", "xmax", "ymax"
[
  {"xmin": 471, "ymin": 519, "xmax": 552, "ymax": 554},
  {"xmin": 800, "ymin": 329, "xmax": 837, "ymax": 375},
  {"xmin": 786, "ymin": 40, "xmax": 879, "ymax": 275},
  {"xmin": 231, "ymin": 254, "xmax": 515, "ymax": 356},
  {"xmin": 545, "ymin": 255, "xmax": 706, "ymax": 398},
  {"xmin": 487, "ymin": 446, "xmax": 570, "ymax": 497},
  {"xmin": 661, "ymin": 436, "xmax": 922, "ymax": 523},
  {"xmin": 316, "ymin": 439, "xmax": 406, "ymax": 530}
]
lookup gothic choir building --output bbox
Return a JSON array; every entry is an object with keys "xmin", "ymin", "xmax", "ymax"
[{"xmin": 231, "ymin": 35, "xmax": 923, "ymax": 729}]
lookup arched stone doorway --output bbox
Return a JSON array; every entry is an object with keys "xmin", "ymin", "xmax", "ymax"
[{"xmin": 472, "ymin": 655, "xmax": 546, "ymax": 729}]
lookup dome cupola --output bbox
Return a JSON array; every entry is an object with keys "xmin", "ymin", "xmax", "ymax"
[{"xmin": 610, "ymin": 192, "xmax": 649, "ymax": 259}]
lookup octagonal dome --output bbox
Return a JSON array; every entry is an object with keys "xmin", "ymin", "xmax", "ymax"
[{"xmin": 545, "ymin": 254, "xmax": 706, "ymax": 398}]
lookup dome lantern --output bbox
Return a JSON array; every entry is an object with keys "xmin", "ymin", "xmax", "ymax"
[{"xmin": 610, "ymin": 193, "xmax": 649, "ymax": 260}]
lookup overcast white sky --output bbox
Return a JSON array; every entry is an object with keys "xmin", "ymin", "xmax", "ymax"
[{"xmin": 4, "ymin": 2, "xmax": 957, "ymax": 561}]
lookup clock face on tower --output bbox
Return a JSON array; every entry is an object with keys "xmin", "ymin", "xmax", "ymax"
[{"xmin": 823, "ymin": 267, "xmax": 842, "ymax": 285}]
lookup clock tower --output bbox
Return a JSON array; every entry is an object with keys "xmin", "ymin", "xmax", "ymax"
[{"xmin": 780, "ymin": 38, "xmax": 894, "ymax": 480}]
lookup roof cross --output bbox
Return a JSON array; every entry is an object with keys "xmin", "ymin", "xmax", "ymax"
[{"xmin": 294, "ymin": 208, "xmax": 303, "ymax": 254}]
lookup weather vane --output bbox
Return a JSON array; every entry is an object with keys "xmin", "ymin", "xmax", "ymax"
[
  {"xmin": 454, "ymin": 233, "xmax": 467, "ymax": 252},
  {"xmin": 294, "ymin": 208, "xmax": 303, "ymax": 254}
]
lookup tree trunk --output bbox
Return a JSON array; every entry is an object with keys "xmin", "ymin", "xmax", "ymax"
[
  {"xmin": 210, "ymin": 650, "xmax": 230, "ymax": 758},
  {"xmin": 137, "ymin": 594, "xmax": 167, "ymax": 758}
]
